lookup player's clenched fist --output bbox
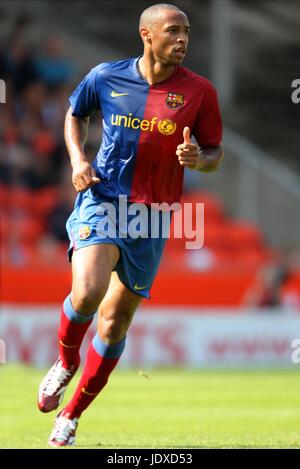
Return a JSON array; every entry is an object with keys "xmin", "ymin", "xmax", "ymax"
[
  {"xmin": 176, "ymin": 127, "xmax": 201, "ymax": 170},
  {"xmin": 72, "ymin": 160, "xmax": 100, "ymax": 192}
]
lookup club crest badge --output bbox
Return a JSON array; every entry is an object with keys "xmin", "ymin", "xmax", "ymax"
[
  {"xmin": 79, "ymin": 225, "xmax": 91, "ymax": 240},
  {"xmin": 166, "ymin": 92, "xmax": 184, "ymax": 110}
]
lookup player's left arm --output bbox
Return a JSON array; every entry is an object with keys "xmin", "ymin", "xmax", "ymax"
[
  {"xmin": 177, "ymin": 84, "xmax": 224, "ymax": 172},
  {"xmin": 176, "ymin": 126, "xmax": 224, "ymax": 172}
]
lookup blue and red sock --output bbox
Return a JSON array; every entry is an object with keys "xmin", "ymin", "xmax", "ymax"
[
  {"xmin": 62, "ymin": 333, "xmax": 126, "ymax": 418},
  {"xmin": 58, "ymin": 295, "xmax": 96, "ymax": 368}
]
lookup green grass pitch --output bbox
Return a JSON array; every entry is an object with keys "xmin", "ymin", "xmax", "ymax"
[{"xmin": 0, "ymin": 364, "xmax": 300, "ymax": 448}]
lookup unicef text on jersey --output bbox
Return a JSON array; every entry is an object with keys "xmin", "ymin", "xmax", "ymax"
[{"xmin": 95, "ymin": 195, "xmax": 204, "ymax": 250}]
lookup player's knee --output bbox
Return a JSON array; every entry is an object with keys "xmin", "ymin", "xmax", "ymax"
[
  {"xmin": 99, "ymin": 315, "xmax": 129, "ymax": 344},
  {"xmin": 72, "ymin": 295, "xmax": 99, "ymax": 315},
  {"xmin": 72, "ymin": 286, "xmax": 105, "ymax": 315}
]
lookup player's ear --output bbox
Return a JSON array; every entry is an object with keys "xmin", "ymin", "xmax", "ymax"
[{"xmin": 140, "ymin": 27, "xmax": 152, "ymax": 45}]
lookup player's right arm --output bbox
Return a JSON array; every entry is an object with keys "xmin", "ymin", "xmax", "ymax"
[
  {"xmin": 65, "ymin": 107, "xmax": 100, "ymax": 192},
  {"xmin": 65, "ymin": 66, "xmax": 101, "ymax": 192}
]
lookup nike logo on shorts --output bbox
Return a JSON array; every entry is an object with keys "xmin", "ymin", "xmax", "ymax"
[{"xmin": 134, "ymin": 283, "xmax": 147, "ymax": 291}]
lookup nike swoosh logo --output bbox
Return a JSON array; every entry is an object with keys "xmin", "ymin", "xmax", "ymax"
[
  {"xmin": 59, "ymin": 340, "xmax": 79, "ymax": 349},
  {"xmin": 111, "ymin": 90, "xmax": 129, "ymax": 97},
  {"xmin": 134, "ymin": 284, "xmax": 147, "ymax": 291},
  {"xmin": 81, "ymin": 387, "xmax": 98, "ymax": 396}
]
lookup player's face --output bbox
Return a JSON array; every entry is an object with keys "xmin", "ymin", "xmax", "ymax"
[{"xmin": 149, "ymin": 11, "xmax": 190, "ymax": 66}]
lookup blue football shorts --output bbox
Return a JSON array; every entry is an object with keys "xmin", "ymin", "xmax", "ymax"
[{"xmin": 66, "ymin": 188, "xmax": 170, "ymax": 299}]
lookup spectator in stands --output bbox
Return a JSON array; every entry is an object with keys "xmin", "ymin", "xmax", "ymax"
[
  {"xmin": 242, "ymin": 252, "xmax": 298, "ymax": 308},
  {"xmin": 47, "ymin": 170, "xmax": 76, "ymax": 243},
  {"xmin": 0, "ymin": 12, "xmax": 77, "ymax": 265},
  {"xmin": 34, "ymin": 34, "xmax": 74, "ymax": 88},
  {"xmin": 1, "ymin": 13, "xmax": 38, "ymax": 95}
]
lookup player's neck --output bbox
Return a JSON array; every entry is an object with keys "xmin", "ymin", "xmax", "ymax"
[{"xmin": 138, "ymin": 56, "xmax": 175, "ymax": 85}]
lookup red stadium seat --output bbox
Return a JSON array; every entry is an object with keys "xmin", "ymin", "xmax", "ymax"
[
  {"xmin": 33, "ymin": 186, "xmax": 59, "ymax": 218},
  {"xmin": 9, "ymin": 188, "xmax": 35, "ymax": 215},
  {"xmin": 13, "ymin": 218, "xmax": 45, "ymax": 245},
  {"xmin": 181, "ymin": 190, "xmax": 226, "ymax": 223},
  {"xmin": 226, "ymin": 222, "xmax": 264, "ymax": 251},
  {"xmin": 0, "ymin": 214, "xmax": 45, "ymax": 247},
  {"xmin": 0, "ymin": 184, "xmax": 10, "ymax": 214}
]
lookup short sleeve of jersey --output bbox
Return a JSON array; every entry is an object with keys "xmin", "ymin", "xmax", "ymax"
[
  {"xmin": 69, "ymin": 67, "xmax": 100, "ymax": 118},
  {"xmin": 193, "ymin": 87, "xmax": 223, "ymax": 147}
]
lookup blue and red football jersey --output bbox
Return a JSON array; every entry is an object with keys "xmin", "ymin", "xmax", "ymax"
[{"xmin": 69, "ymin": 57, "xmax": 222, "ymax": 205}]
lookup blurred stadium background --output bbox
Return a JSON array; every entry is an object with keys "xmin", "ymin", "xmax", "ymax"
[{"xmin": 1, "ymin": 0, "xmax": 300, "ymax": 448}]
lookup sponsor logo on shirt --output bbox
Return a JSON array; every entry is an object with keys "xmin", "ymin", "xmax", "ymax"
[
  {"xmin": 111, "ymin": 113, "xmax": 177, "ymax": 136},
  {"xmin": 157, "ymin": 119, "xmax": 177, "ymax": 136}
]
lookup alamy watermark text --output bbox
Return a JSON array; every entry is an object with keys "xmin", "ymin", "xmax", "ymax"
[
  {"xmin": 0, "ymin": 79, "xmax": 6, "ymax": 103},
  {"xmin": 291, "ymin": 79, "xmax": 300, "ymax": 104},
  {"xmin": 93, "ymin": 196, "xmax": 204, "ymax": 250}
]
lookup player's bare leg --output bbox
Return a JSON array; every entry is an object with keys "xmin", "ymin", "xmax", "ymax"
[
  {"xmin": 49, "ymin": 272, "xmax": 142, "ymax": 447},
  {"xmin": 97, "ymin": 271, "xmax": 142, "ymax": 344},
  {"xmin": 38, "ymin": 244, "xmax": 119, "ymax": 414},
  {"xmin": 70, "ymin": 243, "xmax": 120, "ymax": 314}
]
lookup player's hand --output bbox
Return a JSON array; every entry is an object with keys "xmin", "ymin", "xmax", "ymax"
[
  {"xmin": 72, "ymin": 160, "xmax": 100, "ymax": 192},
  {"xmin": 176, "ymin": 127, "xmax": 201, "ymax": 170}
]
